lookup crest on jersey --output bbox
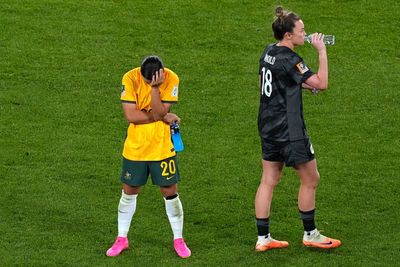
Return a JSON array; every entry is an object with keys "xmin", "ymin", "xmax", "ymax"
[
  {"xmin": 296, "ymin": 62, "xmax": 309, "ymax": 74},
  {"xmin": 172, "ymin": 86, "xmax": 179, "ymax": 97},
  {"xmin": 121, "ymin": 85, "xmax": 126, "ymax": 96}
]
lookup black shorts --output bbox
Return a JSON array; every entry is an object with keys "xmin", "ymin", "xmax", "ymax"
[{"xmin": 261, "ymin": 138, "xmax": 315, "ymax": 167}]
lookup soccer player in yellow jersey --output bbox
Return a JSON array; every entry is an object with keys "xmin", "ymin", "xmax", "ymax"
[{"xmin": 106, "ymin": 56, "xmax": 191, "ymax": 258}]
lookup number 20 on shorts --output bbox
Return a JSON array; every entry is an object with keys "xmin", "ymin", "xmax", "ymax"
[{"xmin": 161, "ymin": 159, "xmax": 176, "ymax": 176}]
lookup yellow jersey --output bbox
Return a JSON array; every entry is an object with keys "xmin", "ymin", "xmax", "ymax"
[{"xmin": 120, "ymin": 67, "xmax": 179, "ymax": 161}]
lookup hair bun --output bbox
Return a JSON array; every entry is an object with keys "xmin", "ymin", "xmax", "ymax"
[{"xmin": 275, "ymin": 6, "xmax": 284, "ymax": 17}]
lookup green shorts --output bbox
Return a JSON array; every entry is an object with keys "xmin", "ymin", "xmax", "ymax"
[{"xmin": 120, "ymin": 155, "xmax": 180, "ymax": 186}]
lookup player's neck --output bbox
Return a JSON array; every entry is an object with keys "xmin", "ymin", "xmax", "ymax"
[{"xmin": 277, "ymin": 40, "xmax": 295, "ymax": 50}]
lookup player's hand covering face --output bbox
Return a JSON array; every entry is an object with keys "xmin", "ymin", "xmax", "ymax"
[{"xmin": 150, "ymin": 69, "xmax": 165, "ymax": 87}]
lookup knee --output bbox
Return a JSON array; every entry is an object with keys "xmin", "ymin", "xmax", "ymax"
[
  {"xmin": 123, "ymin": 185, "xmax": 141, "ymax": 195},
  {"xmin": 261, "ymin": 174, "xmax": 281, "ymax": 188},
  {"xmin": 302, "ymin": 172, "xmax": 320, "ymax": 188},
  {"xmin": 160, "ymin": 184, "xmax": 178, "ymax": 197}
]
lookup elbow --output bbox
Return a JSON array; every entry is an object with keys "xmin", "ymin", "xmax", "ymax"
[
  {"xmin": 318, "ymin": 81, "xmax": 328, "ymax": 90},
  {"xmin": 320, "ymin": 85, "xmax": 328, "ymax": 90},
  {"xmin": 126, "ymin": 116, "xmax": 137, "ymax": 124}
]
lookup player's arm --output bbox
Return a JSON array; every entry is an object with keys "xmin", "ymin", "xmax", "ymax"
[
  {"xmin": 301, "ymin": 82, "xmax": 319, "ymax": 94},
  {"xmin": 149, "ymin": 69, "xmax": 181, "ymax": 125},
  {"xmin": 122, "ymin": 103, "xmax": 154, "ymax": 124},
  {"xmin": 150, "ymin": 69, "xmax": 169, "ymax": 118},
  {"xmin": 152, "ymin": 102, "xmax": 181, "ymax": 124},
  {"xmin": 304, "ymin": 33, "xmax": 328, "ymax": 90},
  {"xmin": 122, "ymin": 103, "xmax": 180, "ymax": 125}
]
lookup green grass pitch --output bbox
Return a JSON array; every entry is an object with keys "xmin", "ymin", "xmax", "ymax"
[{"xmin": 0, "ymin": 0, "xmax": 399, "ymax": 266}]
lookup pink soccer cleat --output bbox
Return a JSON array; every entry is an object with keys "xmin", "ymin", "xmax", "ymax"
[
  {"xmin": 173, "ymin": 238, "xmax": 191, "ymax": 258},
  {"xmin": 106, "ymin": 236, "xmax": 129, "ymax": 257}
]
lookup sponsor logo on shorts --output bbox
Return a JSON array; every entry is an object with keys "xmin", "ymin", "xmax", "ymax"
[{"xmin": 166, "ymin": 175, "xmax": 175, "ymax": 180}]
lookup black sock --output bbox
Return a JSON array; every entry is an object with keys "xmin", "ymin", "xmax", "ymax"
[
  {"xmin": 256, "ymin": 217, "xmax": 269, "ymax": 236},
  {"xmin": 299, "ymin": 209, "xmax": 316, "ymax": 232}
]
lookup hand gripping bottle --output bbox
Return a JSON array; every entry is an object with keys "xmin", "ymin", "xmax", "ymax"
[
  {"xmin": 171, "ymin": 123, "xmax": 184, "ymax": 152},
  {"xmin": 304, "ymin": 34, "xmax": 335, "ymax": 45}
]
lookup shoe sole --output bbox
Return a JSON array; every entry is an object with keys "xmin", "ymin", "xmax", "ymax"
[
  {"xmin": 255, "ymin": 242, "xmax": 289, "ymax": 252},
  {"xmin": 303, "ymin": 241, "xmax": 341, "ymax": 249},
  {"xmin": 106, "ymin": 246, "xmax": 129, "ymax": 257},
  {"xmin": 174, "ymin": 248, "xmax": 191, "ymax": 258}
]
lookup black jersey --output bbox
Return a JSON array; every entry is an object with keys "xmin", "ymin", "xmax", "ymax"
[{"xmin": 258, "ymin": 44, "xmax": 314, "ymax": 142}]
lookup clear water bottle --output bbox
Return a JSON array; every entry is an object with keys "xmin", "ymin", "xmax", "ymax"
[
  {"xmin": 304, "ymin": 34, "xmax": 335, "ymax": 45},
  {"xmin": 171, "ymin": 123, "xmax": 184, "ymax": 152}
]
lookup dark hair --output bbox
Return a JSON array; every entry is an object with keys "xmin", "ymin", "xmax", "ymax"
[
  {"xmin": 272, "ymin": 6, "xmax": 301, "ymax": 40},
  {"xmin": 140, "ymin": 55, "xmax": 164, "ymax": 80}
]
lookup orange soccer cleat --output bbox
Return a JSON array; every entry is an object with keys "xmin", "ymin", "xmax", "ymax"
[
  {"xmin": 303, "ymin": 229, "xmax": 341, "ymax": 249},
  {"xmin": 255, "ymin": 234, "xmax": 289, "ymax": 252}
]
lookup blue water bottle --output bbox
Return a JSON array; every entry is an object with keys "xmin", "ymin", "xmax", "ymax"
[{"xmin": 171, "ymin": 123, "xmax": 184, "ymax": 152}]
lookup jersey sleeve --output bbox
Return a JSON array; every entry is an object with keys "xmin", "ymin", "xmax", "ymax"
[
  {"xmin": 160, "ymin": 71, "xmax": 179, "ymax": 103},
  {"xmin": 120, "ymin": 73, "xmax": 137, "ymax": 103},
  {"xmin": 286, "ymin": 58, "xmax": 314, "ymax": 85}
]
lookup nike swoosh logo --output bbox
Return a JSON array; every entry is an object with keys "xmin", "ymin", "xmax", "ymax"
[
  {"xmin": 118, "ymin": 210, "xmax": 128, "ymax": 213},
  {"xmin": 166, "ymin": 175, "xmax": 175, "ymax": 180},
  {"xmin": 321, "ymin": 241, "xmax": 333, "ymax": 245}
]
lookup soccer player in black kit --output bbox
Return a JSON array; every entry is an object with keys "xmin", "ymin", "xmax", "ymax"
[{"xmin": 254, "ymin": 6, "xmax": 341, "ymax": 251}]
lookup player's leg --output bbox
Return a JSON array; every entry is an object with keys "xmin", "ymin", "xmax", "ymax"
[
  {"xmin": 150, "ymin": 156, "xmax": 191, "ymax": 258},
  {"xmin": 160, "ymin": 184, "xmax": 183, "ymax": 240},
  {"xmin": 106, "ymin": 159, "xmax": 148, "ymax": 257},
  {"xmin": 295, "ymin": 157, "xmax": 341, "ymax": 249},
  {"xmin": 295, "ymin": 159, "xmax": 319, "ymax": 231},
  {"xmin": 160, "ymin": 185, "xmax": 190, "ymax": 258},
  {"xmin": 255, "ymin": 160, "xmax": 288, "ymax": 251},
  {"xmin": 255, "ymin": 160, "xmax": 284, "ymax": 218},
  {"xmin": 295, "ymin": 158, "xmax": 320, "ymax": 211},
  {"xmin": 118, "ymin": 184, "xmax": 141, "ymax": 238}
]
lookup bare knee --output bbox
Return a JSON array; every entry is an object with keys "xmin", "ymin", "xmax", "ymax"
[
  {"xmin": 301, "ymin": 171, "xmax": 320, "ymax": 188},
  {"xmin": 160, "ymin": 184, "xmax": 178, "ymax": 197},
  {"xmin": 260, "ymin": 173, "xmax": 281, "ymax": 188},
  {"xmin": 260, "ymin": 161, "xmax": 284, "ymax": 189},
  {"xmin": 123, "ymin": 184, "xmax": 141, "ymax": 195}
]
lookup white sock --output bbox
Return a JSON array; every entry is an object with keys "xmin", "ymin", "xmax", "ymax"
[
  {"xmin": 117, "ymin": 191, "xmax": 138, "ymax": 237},
  {"xmin": 304, "ymin": 229, "xmax": 318, "ymax": 240},
  {"xmin": 164, "ymin": 195, "xmax": 184, "ymax": 240},
  {"xmin": 257, "ymin": 234, "xmax": 271, "ymax": 244}
]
